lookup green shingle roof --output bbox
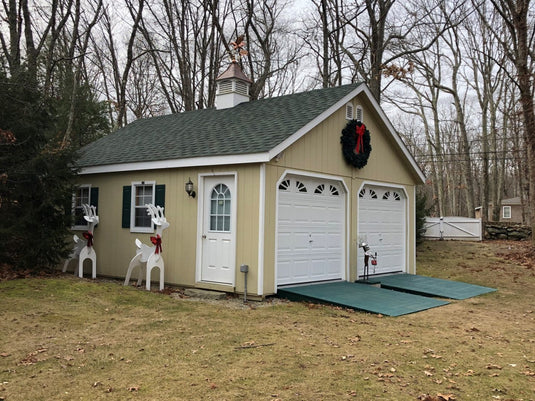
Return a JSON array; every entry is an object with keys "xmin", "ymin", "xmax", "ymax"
[{"xmin": 76, "ymin": 83, "xmax": 362, "ymax": 168}]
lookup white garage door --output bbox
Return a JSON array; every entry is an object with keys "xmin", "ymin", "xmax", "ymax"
[
  {"xmin": 358, "ymin": 185, "xmax": 406, "ymax": 277},
  {"xmin": 277, "ymin": 176, "xmax": 345, "ymax": 286}
]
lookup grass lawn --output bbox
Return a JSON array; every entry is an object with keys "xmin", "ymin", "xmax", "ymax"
[{"xmin": 1, "ymin": 240, "xmax": 534, "ymax": 400}]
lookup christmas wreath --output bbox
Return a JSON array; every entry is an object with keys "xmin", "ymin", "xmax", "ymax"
[{"xmin": 340, "ymin": 120, "xmax": 372, "ymax": 168}]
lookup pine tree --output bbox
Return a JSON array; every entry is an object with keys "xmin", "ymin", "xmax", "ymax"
[{"xmin": 0, "ymin": 70, "xmax": 78, "ymax": 271}]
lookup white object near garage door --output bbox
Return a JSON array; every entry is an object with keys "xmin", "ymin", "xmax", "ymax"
[
  {"xmin": 277, "ymin": 175, "xmax": 346, "ymax": 286},
  {"xmin": 357, "ymin": 185, "xmax": 406, "ymax": 277}
]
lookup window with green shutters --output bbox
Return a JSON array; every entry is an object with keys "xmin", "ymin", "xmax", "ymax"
[{"xmin": 122, "ymin": 182, "xmax": 165, "ymax": 232}]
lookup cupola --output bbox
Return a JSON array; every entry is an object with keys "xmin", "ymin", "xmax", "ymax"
[{"xmin": 215, "ymin": 61, "xmax": 253, "ymax": 109}]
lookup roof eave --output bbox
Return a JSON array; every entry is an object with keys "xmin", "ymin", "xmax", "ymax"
[{"xmin": 78, "ymin": 153, "xmax": 270, "ymax": 175}]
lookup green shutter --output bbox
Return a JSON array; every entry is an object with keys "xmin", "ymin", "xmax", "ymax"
[
  {"xmin": 90, "ymin": 187, "xmax": 99, "ymax": 227},
  {"xmin": 122, "ymin": 185, "xmax": 131, "ymax": 228},
  {"xmin": 90, "ymin": 187, "xmax": 99, "ymax": 210},
  {"xmin": 155, "ymin": 184, "xmax": 165, "ymax": 208}
]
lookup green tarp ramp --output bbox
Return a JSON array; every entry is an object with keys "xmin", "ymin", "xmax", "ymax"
[
  {"xmin": 377, "ymin": 274, "xmax": 496, "ymax": 300},
  {"xmin": 277, "ymin": 282, "xmax": 449, "ymax": 317}
]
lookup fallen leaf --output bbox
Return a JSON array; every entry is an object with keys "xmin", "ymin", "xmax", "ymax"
[
  {"xmin": 0, "ymin": 353, "xmax": 10, "ymax": 357},
  {"xmin": 486, "ymin": 364, "xmax": 502, "ymax": 370},
  {"xmin": 424, "ymin": 370, "xmax": 434, "ymax": 377},
  {"xmin": 127, "ymin": 386, "xmax": 139, "ymax": 392},
  {"xmin": 464, "ymin": 369, "xmax": 475, "ymax": 376},
  {"xmin": 348, "ymin": 336, "xmax": 361, "ymax": 344}
]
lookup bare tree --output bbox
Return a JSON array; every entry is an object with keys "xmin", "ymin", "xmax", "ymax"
[
  {"xmin": 91, "ymin": 0, "xmax": 145, "ymax": 128},
  {"xmin": 463, "ymin": 5, "xmax": 509, "ymax": 222},
  {"xmin": 64, "ymin": 0, "xmax": 104, "ymax": 144},
  {"xmin": 489, "ymin": 0, "xmax": 535, "ymax": 237},
  {"xmin": 1, "ymin": 0, "xmax": 73, "ymax": 86}
]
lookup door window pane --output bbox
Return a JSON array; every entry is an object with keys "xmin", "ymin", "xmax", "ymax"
[{"xmin": 209, "ymin": 184, "xmax": 231, "ymax": 232}]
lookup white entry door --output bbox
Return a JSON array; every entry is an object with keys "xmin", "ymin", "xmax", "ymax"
[
  {"xmin": 277, "ymin": 176, "xmax": 346, "ymax": 286},
  {"xmin": 200, "ymin": 176, "xmax": 236, "ymax": 285},
  {"xmin": 357, "ymin": 185, "xmax": 406, "ymax": 277}
]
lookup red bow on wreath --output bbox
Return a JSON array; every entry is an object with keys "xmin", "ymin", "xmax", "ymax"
[
  {"xmin": 83, "ymin": 231, "xmax": 93, "ymax": 247},
  {"xmin": 354, "ymin": 123, "xmax": 366, "ymax": 154},
  {"xmin": 151, "ymin": 234, "xmax": 162, "ymax": 254}
]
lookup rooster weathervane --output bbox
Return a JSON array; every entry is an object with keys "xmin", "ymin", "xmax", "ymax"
[{"xmin": 230, "ymin": 34, "xmax": 248, "ymax": 61}]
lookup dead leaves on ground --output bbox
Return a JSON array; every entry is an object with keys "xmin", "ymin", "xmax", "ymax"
[
  {"xmin": 18, "ymin": 348, "xmax": 48, "ymax": 366},
  {"xmin": 418, "ymin": 394, "xmax": 456, "ymax": 401}
]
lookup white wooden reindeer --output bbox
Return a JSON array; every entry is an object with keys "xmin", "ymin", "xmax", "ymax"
[
  {"xmin": 63, "ymin": 204, "xmax": 99, "ymax": 278},
  {"xmin": 124, "ymin": 204, "xmax": 169, "ymax": 291}
]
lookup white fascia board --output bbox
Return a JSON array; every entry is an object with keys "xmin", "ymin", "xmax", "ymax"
[
  {"xmin": 267, "ymin": 84, "xmax": 426, "ymax": 184},
  {"xmin": 78, "ymin": 153, "xmax": 270, "ymax": 175}
]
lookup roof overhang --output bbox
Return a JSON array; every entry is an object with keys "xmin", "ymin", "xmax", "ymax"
[{"xmin": 78, "ymin": 153, "xmax": 270, "ymax": 175}]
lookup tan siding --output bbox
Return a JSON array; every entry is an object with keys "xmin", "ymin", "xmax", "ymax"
[
  {"xmin": 74, "ymin": 164, "xmax": 261, "ymax": 291},
  {"xmin": 234, "ymin": 166, "xmax": 260, "ymax": 294},
  {"xmin": 272, "ymin": 95, "xmax": 417, "ymax": 186}
]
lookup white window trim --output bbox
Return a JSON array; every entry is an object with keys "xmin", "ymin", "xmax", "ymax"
[
  {"xmin": 130, "ymin": 181, "xmax": 156, "ymax": 233},
  {"xmin": 502, "ymin": 205, "xmax": 512, "ymax": 219},
  {"xmin": 72, "ymin": 184, "xmax": 91, "ymax": 231}
]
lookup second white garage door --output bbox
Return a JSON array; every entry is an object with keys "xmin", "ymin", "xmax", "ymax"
[
  {"xmin": 277, "ymin": 176, "xmax": 346, "ymax": 286},
  {"xmin": 357, "ymin": 185, "xmax": 406, "ymax": 277}
]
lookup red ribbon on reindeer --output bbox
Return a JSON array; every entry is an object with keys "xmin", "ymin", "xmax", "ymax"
[
  {"xmin": 83, "ymin": 231, "xmax": 93, "ymax": 247},
  {"xmin": 151, "ymin": 234, "xmax": 162, "ymax": 254},
  {"xmin": 354, "ymin": 123, "xmax": 366, "ymax": 154}
]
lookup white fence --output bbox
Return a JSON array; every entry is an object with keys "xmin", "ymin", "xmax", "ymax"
[{"xmin": 423, "ymin": 217, "xmax": 482, "ymax": 241}]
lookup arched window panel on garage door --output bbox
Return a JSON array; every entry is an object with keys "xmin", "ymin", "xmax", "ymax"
[
  {"xmin": 382, "ymin": 191, "xmax": 401, "ymax": 201},
  {"xmin": 314, "ymin": 184, "xmax": 340, "ymax": 196},
  {"xmin": 359, "ymin": 187, "xmax": 377, "ymax": 199}
]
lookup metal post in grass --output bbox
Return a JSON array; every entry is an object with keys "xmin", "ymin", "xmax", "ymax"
[{"xmin": 240, "ymin": 264, "xmax": 249, "ymax": 303}]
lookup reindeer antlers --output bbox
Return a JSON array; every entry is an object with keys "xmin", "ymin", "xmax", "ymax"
[
  {"xmin": 82, "ymin": 204, "xmax": 99, "ymax": 224},
  {"xmin": 145, "ymin": 204, "xmax": 167, "ymax": 226}
]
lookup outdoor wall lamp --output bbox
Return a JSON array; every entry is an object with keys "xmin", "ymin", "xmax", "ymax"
[{"xmin": 185, "ymin": 177, "xmax": 196, "ymax": 198}]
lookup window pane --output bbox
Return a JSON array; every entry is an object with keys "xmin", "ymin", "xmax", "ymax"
[
  {"xmin": 209, "ymin": 183, "xmax": 231, "ymax": 232},
  {"xmin": 74, "ymin": 209, "xmax": 85, "ymax": 226},
  {"xmin": 73, "ymin": 187, "xmax": 90, "ymax": 226},
  {"xmin": 211, "ymin": 199, "xmax": 217, "ymax": 214},
  {"xmin": 76, "ymin": 187, "xmax": 89, "ymax": 207},
  {"xmin": 210, "ymin": 216, "xmax": 217, "ymax": 230},
  {"xmin": 135, "ymin": 207, "xmax": 151, "ymax": 227},
  {"xmin": 136, "ymin": 185, "xmax": 153, "ymax": 206},
  {"xmin": 217, "ymin": 199, "xmax": 225, "ymax": 214}
]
